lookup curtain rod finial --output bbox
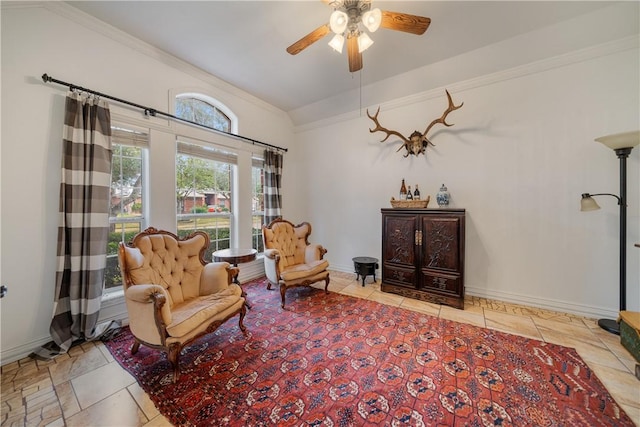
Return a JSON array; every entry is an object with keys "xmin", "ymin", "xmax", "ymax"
[{"xmin": 42, "ymin": 73, "xmax": 50, "ymax": 83}]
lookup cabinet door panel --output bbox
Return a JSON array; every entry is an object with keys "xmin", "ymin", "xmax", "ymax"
[
  {"xmin": 421, "ymin": 216, "xmax": 461, "ymax": 272},
  {"xmin": 383, "ymin": 215, "xmax": 416, "ymax": 266},
  {"xmin": 382, "ymin": 214, "xmax": 417, "ymax": 289}
]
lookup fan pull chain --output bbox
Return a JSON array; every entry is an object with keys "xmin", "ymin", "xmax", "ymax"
[{"xmin": 359, "ymin": 70, "xmax": 362, "ymax": 116}]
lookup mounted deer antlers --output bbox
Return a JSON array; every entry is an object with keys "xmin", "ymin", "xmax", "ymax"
[{"xmin": 367, "ymin": 90, "xmax": 463, "ymax": 157}]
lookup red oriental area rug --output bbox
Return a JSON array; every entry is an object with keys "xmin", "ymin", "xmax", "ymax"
[{"xmin": 104, "ymin": 277, "xmax": 633, "ymax": 426}]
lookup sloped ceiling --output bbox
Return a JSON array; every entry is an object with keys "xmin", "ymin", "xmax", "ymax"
[{"xmin": 66, "ymin": 1, "xmax": 636, "ymax": 126}]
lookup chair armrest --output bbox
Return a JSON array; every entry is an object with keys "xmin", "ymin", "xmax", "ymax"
[
  {"xmin": 263, "ymin": 249, "xmax": 281, "ymax": 283},
  {"xmin": 305, "ymin": 245, "xmax": 327, "ymax": 263},
  {"xmin": 125, "ymin": 284, "xmax": 170, "ymax": 346},
  {"xmin": 201, "ymin": 262, "xmax": 238, "ymax": 294},
  {"xmin": 264, "ymin": 248, "xmax": 280, "ymax": 260}
]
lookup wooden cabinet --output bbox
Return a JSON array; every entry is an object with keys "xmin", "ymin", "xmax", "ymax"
[{"xmin": 381, "ymin": 208, "xmax": 465, "ymax": 309}]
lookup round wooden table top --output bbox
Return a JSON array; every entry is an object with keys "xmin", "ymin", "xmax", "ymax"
[
  {"xmin": 352, "ymin": 256, "xmax": 378, "ymax": 265},
  {"xmin": 212, "ymin": 248, "xmax": 258, "ymax": 265}
]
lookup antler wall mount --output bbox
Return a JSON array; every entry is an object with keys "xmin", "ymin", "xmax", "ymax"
[{"xmin": 367, "ymin": 90, "xmax": 463, "ymax": 158}]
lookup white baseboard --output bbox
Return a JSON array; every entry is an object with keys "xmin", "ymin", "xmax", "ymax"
[
  {"xmin": 330, "ymin": 265, "xmax": 615, "ymax": 320},
  {"xmin": 330, "ymin": 263, "xmax": 374, "ymax": 276},
  {"xmin": 0, "ymin": 262, "xmax": 265, "ymax": 366},
  {"xmin": 464, "ymin": 286, "xmax": 617, "ymax": 320},
  {"xmin": 4, "ymin": 266, "xmax": 613, "ymax": 365},
  {"xmin": 1, "ymin": 336, "xmax": 53, "ymax": 365},
  {"xmin": 237, "ymin": 258, "xmax": 265, "ymax": 283}
]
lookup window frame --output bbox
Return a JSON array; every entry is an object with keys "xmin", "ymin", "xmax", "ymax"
[
  {"xmin": 174, "ymin": 92, "xmax": 238, "ymax": 134},
  {"xmin": 251, "ymin": 157, "xmax": 265, "ymax": 253},
  {"xmin": 172, "ymin": 91, "xmax": 266, "ymax": 256},
  {"xmin": 175, "ymin": 139, "xmax": 238, "ymax": 256},
  {"xmin": 105, "ymin": 124, "xmax": 149, "ymax": 294}
]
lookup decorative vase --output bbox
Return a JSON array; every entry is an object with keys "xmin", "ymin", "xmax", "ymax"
[{"xmin": 436, "ymin": 184, "xmax": 450, "ymax": 207}]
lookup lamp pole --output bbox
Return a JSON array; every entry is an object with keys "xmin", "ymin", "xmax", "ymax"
[
  {"xmin": 591, "ymin": 131, "xmax": 639, "ymax": 335},
  {"xmin": 616, "ymin": 148, "xmax": 631, "ymax": 312},
  {"xmin": 596, "ymin": 148, "xmax": 632, "ymax": 334}
]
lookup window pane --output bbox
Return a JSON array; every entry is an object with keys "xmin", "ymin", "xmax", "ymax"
[
  {"xmin": 177, "ymin": 152, "xmax": 234, "ymax": 258},
  {"xmin": 110, "ymin": 145, "xmax": 143, "ymax": 218},
  {"xmin": 177, "ymin": 215, "xmax": 231, "ymax": 261},
  {"xmin": 176, "ymin": 97, "xmax": 231, "ymax": 132},
  {"xmin": 176, "ymin": 154, "xmax": 231, "ymax": 215},
  {"xmin": 106, "ymin": 221, "xmax": 142, "ymax": 290}
]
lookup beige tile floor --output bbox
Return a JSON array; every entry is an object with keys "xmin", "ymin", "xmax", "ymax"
[{"xmin": 2, "ymin": 271, "xmax": 639, "ymax": 426}]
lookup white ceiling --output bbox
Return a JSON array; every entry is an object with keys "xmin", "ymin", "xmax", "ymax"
[{"xmin": 65, "ymin": 1, "xmax": 623, "ymax": 124}]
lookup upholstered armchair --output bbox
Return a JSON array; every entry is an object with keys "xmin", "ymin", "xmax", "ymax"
[
  {"xmin": 117, "ymin": 227, "xmax": 246, "ymax": 382},
  {"xmin": 262, "ymin": 219, "xmax": 330, "ymax": 308}
]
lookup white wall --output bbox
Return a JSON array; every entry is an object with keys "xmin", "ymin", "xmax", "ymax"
[
  {"xmin": 1, "ymin": 2, "xmax": 639, "ymax": 364},
  {"xmin": 0, "ymin": 4, "xmax": 297, "ymax": 363},
  {"xmin": 294, "ymin": 38, "xmax": 640, "ymax": 318}
]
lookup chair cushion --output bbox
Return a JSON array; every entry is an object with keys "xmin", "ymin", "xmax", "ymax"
[
  {"xmin": 280, "ymin": 259, "xmax": 329, "ymax": 281},
  {"xmin": 166, "ymin": 284, "xmax": 243, "ymax": 338}
]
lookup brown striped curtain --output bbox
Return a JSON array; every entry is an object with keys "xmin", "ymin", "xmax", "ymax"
[
  {"xmin": 263, "ymin": 149, "xmax": 283, "ymax": 225},
  {"xmin": 35, "ymin": 92, "xmax": 114, "ymax": 358}
]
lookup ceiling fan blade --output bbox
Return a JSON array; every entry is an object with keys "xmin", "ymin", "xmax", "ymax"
[
  {"xmin": 381, "ymin": 10, "xmax": 431, "ymax": 35},
  {"xmin": 286, "ymin": 24, "xmax": 330, "ymax": 55},
  {"xmin": 347, "ymin": 36, "xmax": 363, "ymax": 72}
]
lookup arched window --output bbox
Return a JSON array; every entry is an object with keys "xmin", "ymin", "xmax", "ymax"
[
  {"xmin": 173, "ymin": 92, "xmax": 240, "ymax": 252},
  {"xmin": 175, "ymin": 94, "xmax": 232, "ymax": 132}
]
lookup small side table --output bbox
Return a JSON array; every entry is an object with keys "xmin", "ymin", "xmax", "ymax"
[
  {"xmin": 352, "ymin": 256, "xmax": 379, "ymax": 287},
  {"xmin": 213, "ymin": 248, "xmax": 258, "ymax": 308}
]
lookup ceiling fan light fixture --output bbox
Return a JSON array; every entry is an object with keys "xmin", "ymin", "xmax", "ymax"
[
  {"xmin": 329, "ymin": 10, "xmax": 348, "ymax": 34},
  {"xmin": 285, "ymin": 2, "xmax": 431, "ymax": 73},
  {"xmin": 328, "ymin": 33, "xmax": 345, "ymax": 53},
  {"xmin": 357, "ymin": 32, "xmax": 374, "ymax": 53},
  {"xmin": 362, "ymin": 8, "xmax": 382, "ymax": 32}
]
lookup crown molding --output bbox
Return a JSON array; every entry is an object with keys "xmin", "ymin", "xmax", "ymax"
[
  {"xmin": 36, "ymin": 1, "xmax": 288, "ymax": 121},
  {"xmin": 294, "ymin": 35, "xmax": 639, "ymax": 134}
]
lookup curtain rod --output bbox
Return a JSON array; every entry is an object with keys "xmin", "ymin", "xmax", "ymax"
[{"xmin": 41, "ymin": 73, "xmax": 288, "ymax": 153}]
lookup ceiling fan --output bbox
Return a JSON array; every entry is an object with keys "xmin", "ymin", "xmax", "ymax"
[{"xmin": 286, "ymin": 0, "xmax": 431, "ymax": 73}]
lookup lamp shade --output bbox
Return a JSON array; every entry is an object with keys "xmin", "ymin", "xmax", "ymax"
[
  {"xmin": 580, "ymin": 193, "xmax": 601, "ymax": 211},
  {"xmin": 595, "ymin": 130, "xmax": 640, "ymax": 150},
  {"xmin": 357, "ymin": 32, "xmax": 374, "ymax": 53},
  {"xmin": 362, "ymin": 8, "xmax": 382, "ymax": 32},
  {"xmin": 329, "ymin": 10, "xmax": 348, "ymax": 34},
  {"xmin": 328, "ymin": 34, "xmax": 344, "ymax": 53}
]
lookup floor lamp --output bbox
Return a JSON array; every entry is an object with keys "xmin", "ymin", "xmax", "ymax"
[{"xmin": 581, "ymin": 130, "xmax": 639, "ymax": 335}]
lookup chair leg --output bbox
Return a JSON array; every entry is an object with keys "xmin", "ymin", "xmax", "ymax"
[
  {"xmin": 167, "ymin": 343, "xmax": 181, "ymax": 383},
  {"xmin": 324, "ymin": 276, "xmax": 330, "ymax": 293},
  {"xmin": 238, "ymin": 304, "xmax": 247, "ymax": 332},
  {"xmin": 131, "ymin": 340, "xmax": 140, "ymax": 355},
  {"xmin": 280, "ymin": 284, "xmax": 286, "ymax": 308}
]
